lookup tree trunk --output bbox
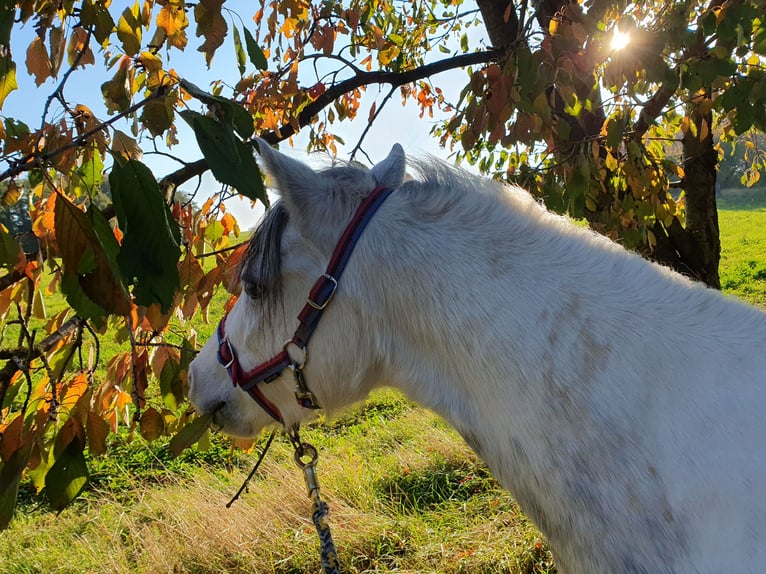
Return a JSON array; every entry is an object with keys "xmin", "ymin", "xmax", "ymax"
[
  {"xmin": 475, "ymin": 1, "xmax": 722, "ymax": 289},
  {"xmin": 680, "ymin": 100, "xmax": 721, "ymax": 288}
]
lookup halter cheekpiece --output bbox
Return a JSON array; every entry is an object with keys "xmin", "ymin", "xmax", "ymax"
[{"xmin": 216, "ymin": 184, "xmax": 395, "ymax": 424}]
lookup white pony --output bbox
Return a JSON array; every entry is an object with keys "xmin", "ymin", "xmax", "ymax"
[{"xmin": 189, "ymin": 141, "xmax": 766, "ymax": 573}]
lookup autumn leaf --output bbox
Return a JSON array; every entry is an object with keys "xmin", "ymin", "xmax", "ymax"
[
  {"xmin": 67, "ymin": 27, "xmax": 95, "ymax": 68},
  {"xmin": 48, "ymin": 25, "xmax": 66, "ymax": 77},
  {"xmin": 156, "ymin": 1, "xmax": 189, "ymax": 50},
  {"xmin": 194, "ymin": 0, "xmax": 227, "ymax": 67},
  {"xmin": 111, "ymin": 129, "xmax": 143, "ymax": 160},
  {"xmin": 139, "ymin": 407, "xmax": 166, "ymax": 441},
  {"xmin": 168, "ymin": 413, "xmax": 213, "ymax": 457},
  {"xmin": 26, "ymin": 36, "xmax": 52, "ymax": 86},
  {"xmin": 117, "ymin": 2, "xmax": 143, "ymax": 56},
  {"xmin": 101, "ymin": 57, "xmax": 132, "ymax": 114},
  {"xmin": 140, "ymin": 94, "xmax": 175, "ymax": 137},
  {"xmin": 54, "ymin": 193, "xmax": 132, "ymax": 319},
  {"xmin": 0, "ymin": 56, "xmax": 17, "ymax": 109}
]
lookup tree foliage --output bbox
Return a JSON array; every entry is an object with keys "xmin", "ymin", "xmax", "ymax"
[{"xmin": 0, "ymin": 0, "xmax": 765, "ymax": 529}]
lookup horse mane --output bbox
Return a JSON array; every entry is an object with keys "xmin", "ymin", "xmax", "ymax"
[
  {"xmin": 240, "ymin": 200, "xmax": 290, "ymax": 318},
  {"xmin": 238, "ymin": 157, "xmax": 539, "ymax": 319}
]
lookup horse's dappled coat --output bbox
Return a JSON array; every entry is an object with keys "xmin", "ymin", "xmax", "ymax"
[{"xmin": 188, "ymin": 140, "xmax": 766, "ymax": 574}]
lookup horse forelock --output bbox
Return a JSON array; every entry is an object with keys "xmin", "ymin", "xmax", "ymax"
[{"xmin": 240, "ymin": 200, "xmax": 289, "ymax": 318}]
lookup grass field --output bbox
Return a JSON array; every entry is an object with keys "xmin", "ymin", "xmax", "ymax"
[{"xmin": 1, "ymin": 202, "xmax": 765, "ymax": 574}]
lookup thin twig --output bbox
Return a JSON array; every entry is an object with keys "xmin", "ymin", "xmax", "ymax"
[
  {"xmin": 1, "ymin": 89, "xmax": 168, "ymax": 183},
  {"xmin": 349, "ymin": 85, "xmax": 397, "ymax": 162}
]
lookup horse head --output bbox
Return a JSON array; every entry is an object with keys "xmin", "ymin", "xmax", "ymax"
[{"xmin": 188, "ymin": 140, "xmax": 406, "ymax": 437}]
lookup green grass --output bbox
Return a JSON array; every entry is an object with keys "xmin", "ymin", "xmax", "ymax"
[
  {"xmin": 1, "ymin": 392, "xmax": 553, "ymax": 573},
  {"xmin": 718, "ymin": 205, "xmax": 766, "ymax": 305},
  {"xmin": 2, "ymin": 203, "xmax": 766, "ymax": 573}
]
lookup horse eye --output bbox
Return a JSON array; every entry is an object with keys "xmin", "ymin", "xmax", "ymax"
[{"xmin": 246, "ymin": 282, "xmax": 266, "ymax": 301}]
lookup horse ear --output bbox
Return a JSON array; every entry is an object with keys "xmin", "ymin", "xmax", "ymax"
[
  {"xmin": 370, "ymin": 143, "xmax": 406, "ymax": 188},
  {"xmin": 254, "ymin": 138, "xmax": 326, "ymax": 209}
]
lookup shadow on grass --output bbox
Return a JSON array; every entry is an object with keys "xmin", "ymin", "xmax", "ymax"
[{"xmin": 378, "ymin": 459, "xmax": 496, "ymax": 514}]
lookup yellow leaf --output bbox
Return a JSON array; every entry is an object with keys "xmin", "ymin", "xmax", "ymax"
[
  {"xmin": 0, "ymin": 56, "xmax": 18, "ymax": 109},
  {"xmin": 604, "ymin": 151, "xmax": 618, "ymax": 171},
  {"xmin": 1, "ymin": 180, "xmax": 20, "ymax": 206},
  {"xmin": 138, "ymin": 51, "xmax": 167, "ymax": 90},
  {"xmin": 680, "ymin": 115, "xmax": 690, "ymax": 134},
  {"xmin": 117, "ymin": 2, "xmax": 143, "ymax": 56},
  {"xmin": 378, "ymin": 44, "xmax": 400, "ymax": 66},
  {"xmin": 156, "ymin": 2, "xmax": 189, "ymax": 50},
  {"xmin": 26, "ymin": 36, "xmax": 52, "ymax": 86}
]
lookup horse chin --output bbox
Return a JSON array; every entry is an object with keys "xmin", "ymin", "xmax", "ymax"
[{"xmin": 211, "ymin": 403, "xmax": 274, "ymax": 439}]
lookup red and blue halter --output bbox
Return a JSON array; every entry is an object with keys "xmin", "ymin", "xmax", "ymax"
[{"xmin": 216, "ymin": 184, "xmax": 395, "ymax": 425}]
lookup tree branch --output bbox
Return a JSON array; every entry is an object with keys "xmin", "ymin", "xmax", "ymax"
[
  {"xmin": 159, "ymin": 49, "xmax": 501, "ymax": 192},
  {"xmin": 0, "ymin": 89, "xmax": 167, "ymax": 183},
  {"xmin": 0, "ymin": 317, "xmax": 84, "ymax": 416}
]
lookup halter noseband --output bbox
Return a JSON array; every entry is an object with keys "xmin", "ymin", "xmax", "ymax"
[{"xmin": 216, "ymin": 184, "xmax": 395, "ymax": 424}]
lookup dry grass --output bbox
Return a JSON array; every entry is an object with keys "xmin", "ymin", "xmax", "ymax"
[{"xmin": 1, "ymin": 393, "xmax": 553, "ymax": 573}]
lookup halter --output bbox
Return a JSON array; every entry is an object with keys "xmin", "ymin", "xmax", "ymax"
[{"xmin": 216, "ymin": 184, "xmax": 395, "ymax": 424}]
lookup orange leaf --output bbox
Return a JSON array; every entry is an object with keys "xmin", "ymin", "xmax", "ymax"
[
  {"xmin": 26, "ymin": 36, "xmax": 52, "ymax": 86},
  {"xmin": 139, "ymin": 407, "xmax": 166, "ymax": 441},
  {"xmin": 67, "ymin": 27, "xmax": 95, "ymax": 68},
  {"xmin": 86, "ymin": 410, "xmax": 109, "ymax": 456},
  {"xmin": 0, "ymin": 415, "xmax": 24, "ymax": 463}
]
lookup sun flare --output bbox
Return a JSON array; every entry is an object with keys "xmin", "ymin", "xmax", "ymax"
[{"xmin": 611, "ymin": 28, "xmax": 630, "ymax": 51}]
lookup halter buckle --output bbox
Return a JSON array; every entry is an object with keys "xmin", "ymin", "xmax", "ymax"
[
  {"xmin": 307, "ymin": 274, "xmax": 338, "ymax": 310},
  {"xmin": 218, "ymin": 338, "xmax": 235, "ymax": 370}
]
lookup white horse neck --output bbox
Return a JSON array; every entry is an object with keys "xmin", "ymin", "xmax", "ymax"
[{"xmin": 357, "ymin": 170, "xmax": 766, "ymax": 573}]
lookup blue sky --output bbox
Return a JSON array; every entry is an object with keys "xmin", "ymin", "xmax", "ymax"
[{"xmin": 5, "ymin": 0, "xmax": 476, "ymax": 225}]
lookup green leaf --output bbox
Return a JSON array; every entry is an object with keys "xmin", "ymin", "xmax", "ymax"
[
  {"xmin": 0, "ymin": 225, "xmax": 20, "ymax": 268},
  {"xmin": 75, "ymin": 148, "xmax": 104, "ymax": 195},
  {"xmin": 140, "ymin": 94, "xmax": 175, "ymax": 137},
  {"xmin": 243, "ymin": 27, "xmax": 268, "ymax": 70},
  {"xmin": 45, "ymin": 437, "xmax": 89, "ymax": 512},
  {"xmin": 232, "ymin": 25, "xmax": 246, "ymax": 76},
  {"xmin": 110, "ymin": 160, "xmax": 181, "ymax": 311},
  {"xmin": 80, "ymin": 0, "xmax": 116, "ymax": 46},
  {"xmin": 168, "ymin": 413, "xmax": 213, "ymax": 457},
  {"xmin": 179, "ymin": 79, "xmax": 254, "ymax": 140},
  {"xmin": 180, "ymin": 109, "xmax": 266, "ymax": 203},
  {"xmin": 0, "ymin": 443, "xmax": 32, "ymax": 530},
  {"xmin": 159, "ymin": 357, "xmax": 183, "ymax": 410}
]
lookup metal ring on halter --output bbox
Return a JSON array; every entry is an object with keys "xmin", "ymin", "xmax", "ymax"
[
  {"xmin": 282, "ymin": 339, "xmax": 308, "ymax": 370},
  {"xmin": 293, "ymin": 442, "xmax": 319, "ymax": 468}
]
